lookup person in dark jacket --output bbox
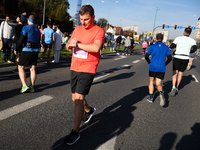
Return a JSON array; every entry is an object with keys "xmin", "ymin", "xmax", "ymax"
[
  {"xmin": 116, "ymin": 34, "xmax": 122, "ymax": 55},
  {"xmin": 8, "ymin": 14, "xmax": 26, "ymax": 73}
]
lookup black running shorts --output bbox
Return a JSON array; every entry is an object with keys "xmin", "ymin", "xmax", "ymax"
[
  {"xmin": 44, "ymin": 43, "xmax": 52, "ymax": 49},
  {"xmin": 173, "ymin": 58, "xmax": 189, "ymax": 72},
  {"xmin": 149, "ymin": 71, "xmax": 165, "ymax": 80},
  {"xmin": 70, "ymin": 70, "xmax": 95, "ymax": 95},
  {"xmin": 19, "ymin": 51, "xmax": 39, "ymax": 66}
]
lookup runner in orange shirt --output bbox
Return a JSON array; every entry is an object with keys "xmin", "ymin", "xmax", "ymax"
[{"xmin": 65, "ymin": 4, "xmax": 104, "ymax": 145}]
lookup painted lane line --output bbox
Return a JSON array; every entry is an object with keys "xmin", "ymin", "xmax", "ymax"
[
  {"xmin": 192, "ymin": 74, "xmax": 199, "ymax": 83},
  {"xmin": 132, "ymin": 60, "xmax": 140, "ymax": 63},
  {"xmin": 93, "ymin": 73, "xmax": 110, "ymax": 82},
  {"xmin": 141, "ymin": 57, "xmax": 145, "ymax": 60},
  {"xmin": 114, "ymin": 56, "xmax": 126, "ymax": 60},
  {"xmin": 0, "ymin": 95, "xmax": 53, "ymax": 121},
  {"xmin": 117, "ymin": 64, "xmax": 130, "ymax": 70},
  {"xmin": 97, "ymin": 134, "xmax": 117, "ymax": 150}
]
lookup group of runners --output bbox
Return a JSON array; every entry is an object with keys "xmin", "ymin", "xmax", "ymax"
[
  {"xmin": 145, "ymin": 28, "xmax": 197, "ymax": 107},
  {"xmin": 0, "ymin": 4, "xmax": 197, "ymax": 146}
]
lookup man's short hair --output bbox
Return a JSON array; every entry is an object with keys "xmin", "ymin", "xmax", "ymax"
[
  {"xmin": 46, "ymin": 21, "xmax": 51, "ymax": 27},
  {"xmin": 156, "ymin": 33, "xmax": 163, "ymax": 41},
  {"xmin": 184, "ymin": 27, "xmax": 192, "ymax": 35},
  {"xmin": 79, "ymin": 4, "xmax": 94, "ymax": 17},
  {"xmin": 5, "ymin": 14, "xmax": 11, "ymax": 18},
  {"xmin": 29, "ymin": 15, "xmax": 36, "ymax": 22}
]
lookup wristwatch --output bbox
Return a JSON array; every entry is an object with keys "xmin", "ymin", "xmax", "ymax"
[{"xmin": 76, "ymin": 42, "xmax": 79, "ymax": 48}]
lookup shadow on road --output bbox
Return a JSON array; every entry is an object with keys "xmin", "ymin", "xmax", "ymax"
[
  {"xmin": 158, "ymin": 123, "xmax": 200, "ymax": 150},
  {"xmin": 51, "ymin": 85, "xmax": 148, "ymax": 150}
]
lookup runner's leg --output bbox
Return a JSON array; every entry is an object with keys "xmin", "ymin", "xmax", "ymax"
[
  {"xmin": 29, "ymin": 65, "xmax": 37, "ymax": 87},
  {"xmin": 18, "ymin": 65, "xmax": 26, "ymax": 86}
]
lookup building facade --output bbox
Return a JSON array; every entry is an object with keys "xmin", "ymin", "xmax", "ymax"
[
  {"xmin": 194, "ymin": 17, "xmax": 200, "ymax": 42},
  {"xmin": 123, "ymin": 25, "xmax": 138, "ymax": 34}
]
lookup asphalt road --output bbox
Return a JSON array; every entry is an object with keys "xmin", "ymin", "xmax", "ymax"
[{"xmin": 0, "ymin": 50, "xmax": 200, "ymax": 150}]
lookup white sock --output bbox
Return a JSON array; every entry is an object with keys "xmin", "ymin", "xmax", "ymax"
[{"xmin": 172, "ymin": 86, "xmax": 176, "ymax": 89}]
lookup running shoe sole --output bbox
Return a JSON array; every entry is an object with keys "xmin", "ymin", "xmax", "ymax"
[
  {"xmin": 84, "ymin": 108, "xmax": 96, "ymax": 123},
  {"xmin": 20, "ymin": 86, "xmax": 29, "ymax": 93},
  {"xmin": 66, "ymin": 134, "xmax": 80, "ymax": 145},
  {"xmin": 146, "ymin": 98, "xmax": 153, "ymax": 103},
  {"xmin": 160, "ymin": 94, "xmax": 165, "ymax": 107},
  {"xmin": 169, "ymin": 89, "xmax": 177, "ymax": 97}
]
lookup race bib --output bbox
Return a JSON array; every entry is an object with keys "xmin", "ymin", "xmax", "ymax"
[{"xmin": 73, "ymin": 48, "xmax": 88, "ymax": 59}]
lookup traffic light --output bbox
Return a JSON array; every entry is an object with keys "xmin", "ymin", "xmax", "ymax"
[
  {"xmin": 174, "ymin": 25, "xmax": 177, "ymax": 30},
  {"xmin": 162, "ymin": 24, "xmax": 165, "ymax": 29},
  {"xmin": 188, "ymin": 25, "xmax": 191, "ymax": 28}
]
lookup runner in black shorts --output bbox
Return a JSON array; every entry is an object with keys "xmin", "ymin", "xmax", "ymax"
[
  {"xmin": 70, "ymin": 71, "xmax": 95, "ymax": 95},
  {"xmin": 169, "ymin": 28, "xmax": 197, "ymax": 97},
  {"xmin": 19, "ymin": 51, "xmax": 39, "ymax": 66},
  {"xmin": 149, "ymin": 71, "xmax": 165, "ymax": 80},
  {"xmin": 173, "ymin": 58, "xmax": 189, "ymax": 72},
  {"xmin": 17, "ymin": 15, "xmax": 40, "ymax": 93},
  {"xmin": 145, "ymin": 33, "xmax": 172, "ymax": 107}
]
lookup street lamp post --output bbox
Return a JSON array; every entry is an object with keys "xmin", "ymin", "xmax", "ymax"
[
  {"xmin": 43, "ymin": 0, "xmax": 46, "ymax": 25},
  {"xmin": 152, "ymin": 6, "xmax": 159, "ymax": 40},
  {"xmin": 102, "ymin": 1, "xmax": 118, "ymax": 33}
]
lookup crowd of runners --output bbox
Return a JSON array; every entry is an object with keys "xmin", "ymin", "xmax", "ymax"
[{"xmin": 0, "ymin": 4, "xmax": 198, "ymax": 146}]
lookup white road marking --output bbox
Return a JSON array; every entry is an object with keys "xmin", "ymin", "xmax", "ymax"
[
  {"xmin": 97, "ymin": 134, "xmax": 117, "ymax": 150},
  {"xmin": 114, "ymin": 56, "xmax": 126, "ymax": 60},
  {"xmin": 132, "ymin": 60, "xmax": 140, "ymax": 63},
  {"xmin": 141, "ymin": 57, "xmax": 145, "ymax": 60},
  {"xmin": 94, "ymin": 73, "xmax": 110, "ymax": 82},
  {"xmin": 0, "ymin": 95, "xmax": 53, "ymax": 121},
  {"xmin": 192, "ymin": 74, "xmax": 199, "ymax": 83},
  {"xmin": 117, "ymin": 64, "xmax": 130, "ymax": 70}
]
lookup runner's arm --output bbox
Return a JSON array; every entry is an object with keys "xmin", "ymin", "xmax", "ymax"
[
  {"xmin": 190, "ymin": 45, "xmax": 197, "ymax": 53},
  {"xmin": 165, "ymin": 55, "xmax": 172, "ymax": 66},
  {"xmin": 16, "ymin": 34, "xmax": 26, "ymax": 52},
  {"xmin": 145, "ymin": 53, "xmax": 151, "ymax": 64},
  {"xmin": 169, "ymin": 43, "xmax": 176, "ymax": 49},
  {"xmin": 67, "ymin": 38, "xmax": 103, "ymax": 53}
]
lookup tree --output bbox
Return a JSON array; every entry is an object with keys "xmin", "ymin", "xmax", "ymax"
[
  {"xmin": 0, "ymin": 0, "xmax": 20, "ymax": 18},
  {"xmin": 97, "ymin": 18, "xmax": 107, "ymax": 28}
]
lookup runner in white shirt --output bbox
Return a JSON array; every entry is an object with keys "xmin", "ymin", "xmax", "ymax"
[{"xmin": 169, "ymin": 27, "xmax": 197, "ymax": 97}]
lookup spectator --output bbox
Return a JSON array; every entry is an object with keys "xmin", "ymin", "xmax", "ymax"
[
  {"xmin": 123, "ymin": 36, "xmax": 131, "ymax": 56},
  {"xmin": 40, "ymin": 24, "xmax": 45, "ymax": 52},
  {"xmin": 110, "ymin": 35, "xmax": 115, "ymax": 52},
  {"xmin": 116, "ymin": 34, "xmax": 122, "ymax": 55},
  {"xmin": 7, "ymin": 14, "xmax": 25, "ymax": 73},
  {"xmin": 61, "ymin": 33, "xmax": 68, "ymax": 49},
  {"xmin": 52, "ymin": 25, "xmax": 63, "ymax": 63},
  {"xmin": 0, "ymin": 14, "xmax": 14, "ymax": 63},
  {"xmin": 40, "ymin": 21, "xmax": 55, "ymax": 63},
  {"xmin": 130, "ymin": 36, "xmax": 135, "ymax": 55},
  {"xmin": 107, "ymin": 35, "xmax": 111, "ymax": 47}
]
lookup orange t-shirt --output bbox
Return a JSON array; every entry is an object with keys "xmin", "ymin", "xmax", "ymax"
[{"xmin": 70, "ymin": 25, "xmax": 104, "ymax": 74}]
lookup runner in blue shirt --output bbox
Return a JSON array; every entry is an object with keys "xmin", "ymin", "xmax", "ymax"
[
  {"xmin": 145, "ymin": 33, "xmax": 172, "ymax": 106},
  {"xmin": 40, "ymin": 21, "xmax": 55, "ymax": 63},
  {"xmin": 16, "ymin": 15, "xmax": 41, "ymax": 93}
]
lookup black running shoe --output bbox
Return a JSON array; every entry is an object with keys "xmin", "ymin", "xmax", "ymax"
[
  {"xmin": 12, "ymin": 68, "xmax": 18, "ymax": 74},
  {"xmin": 82, "ymin": 107, "xmax": 96, "ymax": 123},
  {"xmin": 65, "ymin": 129, "xmax": 80, "ymax": 145}
]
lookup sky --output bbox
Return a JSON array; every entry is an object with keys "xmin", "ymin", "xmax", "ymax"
[{"xmin": 67, "ymin": 0, "xmax": 200, "ymax": 39}]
